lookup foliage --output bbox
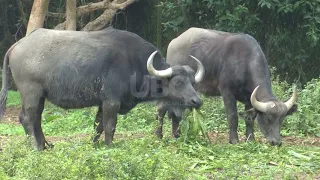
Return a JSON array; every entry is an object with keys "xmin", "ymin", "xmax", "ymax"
[
  {"xmin": 159, "ymin": 0, "xmax": 320, "ymax": 84},
  {"xmin": 286, "ymin": 78, "xmax": 320, "ymax": 136},
  {"xmin": 0, "ymin": 130, "xmax": 320, "ymax": 179},
  {"xmin": 2, "ymin": 0, "xmax": 319, "ymax": 85},
  {"xmin": 0, "ymin": 137, "xmax": 190, "ymax": 179},
  {"xmin": 6, "ymin": 91, "xmax": 20, "ymax": 107}
]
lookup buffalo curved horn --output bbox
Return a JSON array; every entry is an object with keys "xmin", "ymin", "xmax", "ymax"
[
  {"xmin": 284, "ymin": 86, "xmax": 297, "ymax": 110},
  {"xmin": 250, "ymin": 86, "xmax": 275, "ymax": 113},
  {"xmin": 189, "ymin": 55, "xmax": 205, "ymax": 83},
  {"xmin": 147, "ymin": 51, "xmax": 173, "ymax": 78}
]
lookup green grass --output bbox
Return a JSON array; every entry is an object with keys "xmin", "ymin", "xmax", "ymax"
[
  {"xmin": 0, "ymin": 124, "xmax": 24, "ymax": 135},
  {"xmin": 1, "ymin": 73, "xmax": 320, "ymax": 179},
  {"xmin": 6, "ymin": 91, "xmax": 20, "ymax": 107},
  {"xmin": 1, "ymin": 135, "xmax": 319, "ymax": 179}
]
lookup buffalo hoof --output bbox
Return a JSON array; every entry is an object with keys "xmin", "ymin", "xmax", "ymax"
[
  {"xmin": 44, "ymin": 140, "xmax": 54, "ymax": 150},
  {"xmin": 92, "ymin": 134, "xmax": 102, "ymax": 143},
  {"xmin": 173, "ymin": 130, "xmax": 181, "ymax": 139},
  {"xmin": 173, "ymin": 134, "xmax": 180, "ymax": 139},
  {"xmin": 270, "ymin": 141, "xmax": 282, "ymax": 147},
  {"xmin": 104, "ymin": 136, "xmax": 114, "ymax": 146},
  {"xmin": 229, "ymin": 139, "xmax": 239, "ymax": 144},
  {"xmin": 155, "ymin": 129, "xmax": 163, "ymax": 139}
]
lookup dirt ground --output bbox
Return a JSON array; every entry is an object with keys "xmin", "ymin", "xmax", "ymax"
[
  {"xmin": 2, "ymin": 106, "xmax": 21, "ymax": 125},
  {"xmin": 1, "ymin": 106, "xmax": 320, "ymax": 147}
]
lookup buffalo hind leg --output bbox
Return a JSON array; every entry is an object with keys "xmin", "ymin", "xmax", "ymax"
[
  {"xmin": 102, "ymin": 100, "xmax": 120, "ymax": 145},
  {"xmin": 93, "ymin": 106, "xmax": 103, "ymax": 142},
  {"xmin": 19, "ymin": 108, "xmax": 25, "ymax": 125},
  {"xmin": 20, "ymin": 92, "xmax": 46, "ymax": 150},
  {"xmin": 220, "ymin": 89, "xmax": 239, "ymax": 144}
]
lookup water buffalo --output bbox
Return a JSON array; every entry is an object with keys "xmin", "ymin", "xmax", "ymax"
[
  {"xmin": 0, "ymin": 27, "xmax": 205, "ymax": 150},
  {"xmin": 156, "ymin": 27, "xmax": 297, "ymax": 146}
]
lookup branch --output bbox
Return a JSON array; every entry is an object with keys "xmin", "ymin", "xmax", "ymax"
[
  {"xmin": 17, "ymin": 0, "xmax": 28, "ymax": 26},
  {"xmin": 50, "ymin": 0, "xmax": 137, "ymax": 18},
  {"xmin": 76, "ymin": 0, "xmax": 136, "ymax": 16},
  {"xmin": 54, "ymin": 22, "xmax": 66, "ymax": 30},
  {"xmin": 77, "ymin": 0, "xmax": 111, "ymax": 17},
  {"xmin": 53, "ymin": 0, "xmax": 137, "ymax": 30},
  {"xmin": 109, "ymin": 0, "xmax": 137, "ymax": 10},
  {"xmin": 47, "ymin": 12, "xmax": 65, "ymax": 18},
  {"xmin": 81, "ymin": 9, "xmax": 117, "ymax": 31}
]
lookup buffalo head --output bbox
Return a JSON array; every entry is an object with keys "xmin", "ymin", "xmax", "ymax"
[
  {"xmin": 146, "ymin": 51, "xmax": 204, "ymax": 109},
  {"xmin": 246, "ymin": 86, "xmax": 298, "ymax": 146}
]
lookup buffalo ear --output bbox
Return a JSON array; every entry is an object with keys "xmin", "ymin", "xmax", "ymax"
[
  {"xmin": 239, "ymin": 108, "xmax": 257, "ymax": 122},
  {"xmin": 287, "ymin": 104, "xmax": 298, "ymax": 115},
  {"xmin": 182, "ymin": 65, "xmax": 196, "ymax": 77}
]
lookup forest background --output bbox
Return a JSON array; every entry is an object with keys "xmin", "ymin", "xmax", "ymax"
[{"xmin": 1, "ymin": 0, "xmax": 320, "ymax": 87}]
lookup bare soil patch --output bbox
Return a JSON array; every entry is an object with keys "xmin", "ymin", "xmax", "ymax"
[
  {"xmin": 1, "ymin": 106, "xmax": 20, "ymax": 125},
  {"xmin": 207, "ymin": 132, "xmax": 320, "ymax": 146}
]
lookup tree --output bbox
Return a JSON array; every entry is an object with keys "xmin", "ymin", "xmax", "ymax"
[
  {"xmin": 26, "ymin": 0, "xmax": 137, "ymax": 33},
  {"xmin": 26, "ymin": 0, "xmax": 50, "ymax": 35},
  {"xmin": 52, "ymin": 0, "xmax": 137, "ymax": 31},
  {"xmin": 65, "ymin": 0, "xmax": 77, "ymax": 30}
]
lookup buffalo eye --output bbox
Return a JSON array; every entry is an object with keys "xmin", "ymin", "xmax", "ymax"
[{"xmin": 175, "ymin": 80, "xmax": 184, "ymax": 86}]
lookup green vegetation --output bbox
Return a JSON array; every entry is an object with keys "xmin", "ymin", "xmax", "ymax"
[
  {"xmin": 1, "ymin": 0, "xmax": 320, "ymax": 178},
  {"xmin": 0, "ymin": 72, "xmax": 319, "ymax": 179},
  {"xmin": 2, "ymin": 0, "xmax": 320, "ymax": 85},
  {"xmin": 6, "ymin": 91, "xmax": 20, "ymax": 107},
  {"xmin": 1, "ymin": 135, "xmax": 319, "ymax": 179},
  {"xmin": 159, "ymin": 0, "xmax": 320, "ymax": 84}
]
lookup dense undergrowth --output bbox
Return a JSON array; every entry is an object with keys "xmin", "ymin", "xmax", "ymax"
[
  {"xmin": 1, "ymin": 135, "xmax": 319, "ymax": 179},
  {"xmin": 0, "ymin": 70, "xmax": 320, "ymax": 179}
]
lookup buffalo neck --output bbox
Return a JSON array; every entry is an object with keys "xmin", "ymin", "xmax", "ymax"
[{"xmin": 248, "ymin": 49, "xmax": 277, "ymax": 102}]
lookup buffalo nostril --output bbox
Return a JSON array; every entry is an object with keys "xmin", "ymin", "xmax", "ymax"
[{"xmin": 191, "ymin": 98, "xmax": 203, "ymax": 108}]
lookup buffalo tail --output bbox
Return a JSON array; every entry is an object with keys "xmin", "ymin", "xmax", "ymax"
[{"xmin": 0, "ymin": 48, "xmax": 10, "ymax": 120}]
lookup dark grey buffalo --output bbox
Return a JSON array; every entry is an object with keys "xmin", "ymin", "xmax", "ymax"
[
  {"xmin": 156, "ymin": 27, "xmax": 297, "ymax": 146},
  {"xmin": 0, "ymin": 27, "xmax": 205, "ymax": 150}
]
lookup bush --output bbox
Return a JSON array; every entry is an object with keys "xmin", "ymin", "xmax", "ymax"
[{"xmin": 285, "ymin": 78, "xmax": 320, "ymax": 136}]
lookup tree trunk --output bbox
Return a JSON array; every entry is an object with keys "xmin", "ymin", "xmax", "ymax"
[
  {"xmin": 66, "ymin": 0, "xmax": 77, "ymax": 30},
  {"xmin": 26, "ymin": 0, "xmax": 50, "ymax": 35},
  {"xmin": 156, "ymin": 0, "xmax": 162, "ymax": 50}
]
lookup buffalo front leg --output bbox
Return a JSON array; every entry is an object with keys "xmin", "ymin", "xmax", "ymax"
[
  {"xmin": 20, "ymin": 93, "xmax": 46, "ymax": 150},
  {"xmin": 93, "ymin": 106, "xmax": 103, "ymax": 143},
  {"xmin": 244, "ymin": 105, "xmax": 256, "ymax": 141},
  {"xmin": 155, "ymin": 107, "xmax": 166, "ymax": 139},
  {"xmin": 102, "ymin": 101, "xmax": 120, "ymax": 145},
  {"xmin": 169, "ymin": 113, "xmax": 182, "ymax": 138},
  {"xmin": 221, "ymin": 89, "xmax": 239, "ymax": 144}
]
